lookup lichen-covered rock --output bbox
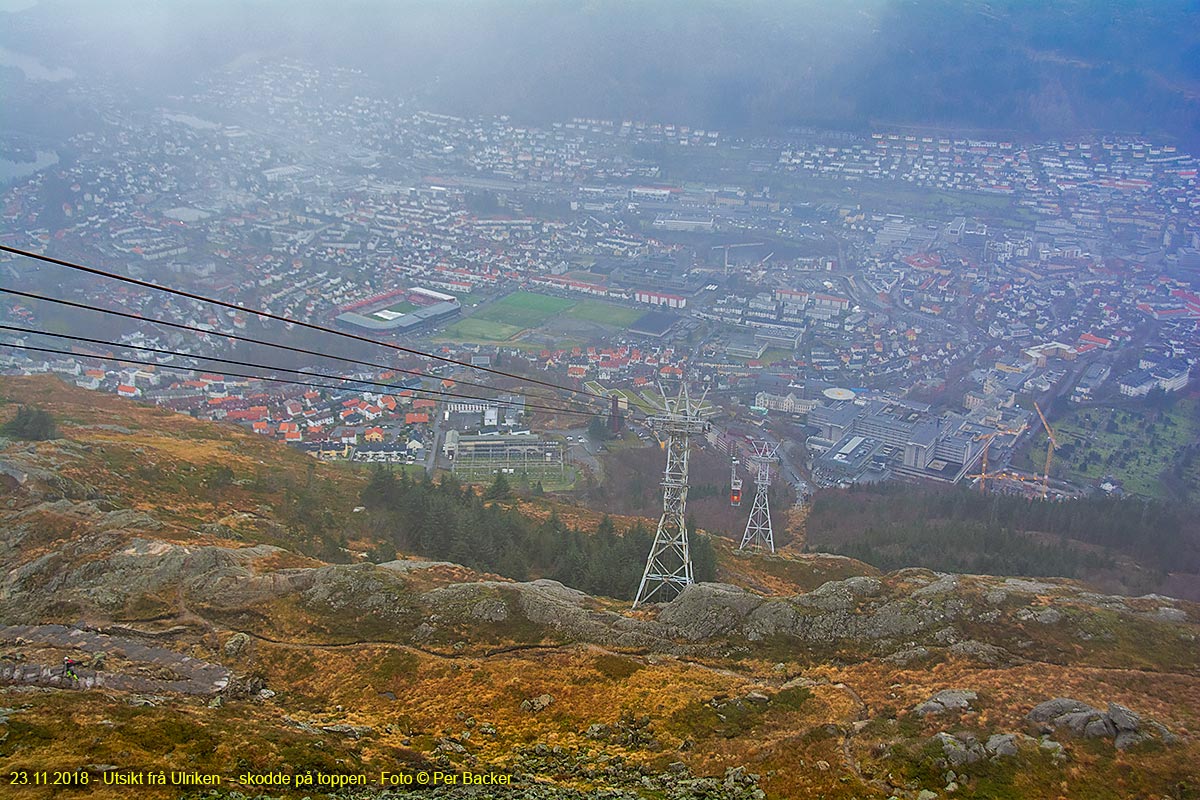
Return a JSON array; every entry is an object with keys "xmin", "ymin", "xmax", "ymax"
[
  {"xmin": 883, "ymin": 645, "xmax": 929, "ymax": 664},
  {"xmin": 915, "ymin": 689, "xmax": 977, "ymax": 715},
  {"xmin": 584, "ymin": 723, "xmax": 612, "ymax": 740},
  {"xmin": 934, "ymin": 732, "xmax": 985, "ymax": 766},
  {"xmin": 521, "ymin": 694, "xmax": 554, "ymax": 713},
  {"xmin": 912, "ymin": 574, "xmax": 959, "ymax": 597},
  {"xmin": 1114, "ymin": 730, "xmax": 1146, "ymax": 750},
  {"xmin": 948, "ymin": 639, "xmax": 1022, "ymax": 666},
  {"xmin": 1025, "ymin": 697, "xmax": 1177, "ymax": 750},
  {"xmin": 1107, "ymin": 703, "xmax": 1141, "ymax": 732},
  {"xmin": 985, "ymin": 733, "xmax": 1019, "ymax": 758},
  {"xmin": 222, "ymin": 632, "xmax": 251, "ymax": 658},
  {"xmin": 1080, "ymin": 714, "xmax": 1116, "ymax": 739},
  {"xmin": 658, "ymin": 583, "xmax": 763, "ymax": 639},
  {"xmin": 470, "ymin": 597, "xmax": 509, "ymax": 622},
  {"xmin": 1039, "ymin": 737, "xmax": 1067, "ymax": 761},
  {"xmin": 1028, "ymin": 697, "xmax": 1097, "ymax": 724}
]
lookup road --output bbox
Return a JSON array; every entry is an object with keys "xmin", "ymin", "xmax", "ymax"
[
  {"xmin": 561, "ymin": 428, "xmax": 603, "ymax": 478},
  {"xmin": 426, "ymin": 398, "xmax": 443, "ymax": 476}
]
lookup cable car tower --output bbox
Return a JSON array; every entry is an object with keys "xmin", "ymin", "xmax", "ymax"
[
  {"xmin": 730, "ymin": 456, "xmax": 743, "ymax": 507},
  {"xmin": 633, "ymin": 383, "xmax": 710, "ymax": 607},
  {"xmin": 738, "ymin": 440, "xmax": 779, "ymax": 553}
]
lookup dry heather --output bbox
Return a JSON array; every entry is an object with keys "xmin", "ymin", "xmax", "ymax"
[{"xmin": 1, "ymin": 375, "xmax": 1198, "ymax": 799}]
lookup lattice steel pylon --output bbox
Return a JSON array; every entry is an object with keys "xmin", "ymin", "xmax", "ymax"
[
  {"xmin": 738, "ymin": 440, "xmax": 780, "ymax": 553},
  {"xmin": 632, "ymin": 383, "xmax": 710, "ymax": 608}
]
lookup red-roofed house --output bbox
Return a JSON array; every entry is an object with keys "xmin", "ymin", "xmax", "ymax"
[{"xmin": 1078, "ymin": 332, "xmax": 1112, "ymax": 349}]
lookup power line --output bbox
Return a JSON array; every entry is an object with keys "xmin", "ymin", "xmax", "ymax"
[
  {"xmin": 0, "ymin": 325, "xmax": 602, "ymax": 419},
  {"xmin": 1, "ymin": 340, "xmax": 483, "ymax": 412},
  {"xmin": 0, "ymin": 287, "xmax": 597, "ymax": 413},
  {"xmin": 0, "ymin": 244, "xmax": 608, "ymax": 402},
  {"xmin": 3, "ymin": 340, "xmax": 605, "ymax": 423}
]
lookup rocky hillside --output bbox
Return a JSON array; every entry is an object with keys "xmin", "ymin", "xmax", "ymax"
[{"xmin": 1, "ymin": 376, "xmax": 1198, "ymax": 799}]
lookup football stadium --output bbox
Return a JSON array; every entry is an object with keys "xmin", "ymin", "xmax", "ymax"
[{"xmin": 335, "ymin": 287, "xmax": 461, "ymax": 332}]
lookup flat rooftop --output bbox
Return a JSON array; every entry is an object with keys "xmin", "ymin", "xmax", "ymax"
[{"xmin": 629, "ymin": 311, "xmax": 677, "ymax": 337}]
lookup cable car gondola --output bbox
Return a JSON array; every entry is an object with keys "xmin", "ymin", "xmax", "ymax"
[{"xmin": 730, "ymin": 457, "xmax": 743, "ymax": 506}]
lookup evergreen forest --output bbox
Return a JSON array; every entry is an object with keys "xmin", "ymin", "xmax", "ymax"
[{"xmin": 359, "ymin": 468, "xmax": 717, "ymax": 601}]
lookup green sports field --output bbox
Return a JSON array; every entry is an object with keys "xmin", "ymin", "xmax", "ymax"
[
  {"xmin": 440, "ymin": 291, "xmax": 641, "ymax": 343},
  {"xmin": 442, "ymin": 318, "xmax": 525, "ymax": 341},
  {"xmin": 564, "ymin": 299, "xmax": 643, "ymax": 328},
  {"xmin": 371, "ymin": 299, "xmax": 418, "ymax": 318},
  {"xmin": 473, "ymin": 291, "xmax": 575, "ymax": 328}
]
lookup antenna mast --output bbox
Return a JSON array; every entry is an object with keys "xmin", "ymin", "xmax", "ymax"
[
  {"xmin": 738, "ymin": 440, "xmax": 779, "ymax": 552},
  {"xmin": 633, "ymin": 383, "xmax": 709, "ymax": 607}
]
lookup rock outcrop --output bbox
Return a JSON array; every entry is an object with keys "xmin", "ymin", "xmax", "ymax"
[
  {"xmin": 915, "ymin": 689, "xmax": 977, "ymax": 715},
  {"xmin": 1027, "ymin": 697, "xmax": 1176, "ymax": 749}
]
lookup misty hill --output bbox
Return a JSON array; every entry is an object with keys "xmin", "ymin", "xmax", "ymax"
[
  {"xmin": 3, "ymin": 1, "xmax": 1199, "ymax": 146},
  {"xmin": 2, "ymin": 375, "xmax": 1199, "ymax": 798}
]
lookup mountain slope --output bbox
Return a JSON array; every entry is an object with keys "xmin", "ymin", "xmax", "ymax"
[{"xmin": 0, "ymin": 375, "xmax": 1197, "ymax": 799}]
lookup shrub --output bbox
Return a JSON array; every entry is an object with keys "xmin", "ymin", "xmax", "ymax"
[{"xmin": 2, "ymin": 405, "xmax": 58, "ymax": 440}]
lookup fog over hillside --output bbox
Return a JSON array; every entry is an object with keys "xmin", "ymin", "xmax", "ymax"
[{"xmin": 2, "ymin": 0, "xmax": 1198, "ymax": 144}]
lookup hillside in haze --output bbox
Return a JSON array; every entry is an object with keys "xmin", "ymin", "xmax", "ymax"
[
  {"xmin": 2, "ymin": 1, "xmax": 1198, "ymax": 145},
  {"xmin": 1, "ymin": 376, "xmax": 1199, "ymax": 799}
]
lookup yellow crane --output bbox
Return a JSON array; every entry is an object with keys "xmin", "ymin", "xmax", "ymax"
[
  {"xmin": 988, "ymin": 471, "xmax": 1049, "ymax": 497},
  {"xmin": 1033, "ymin": 401, "xmax": 1058, "ymax": 499},
  {"xmin": 969, "ymin": 422, "xmax": 1028, "ymax": 493}
]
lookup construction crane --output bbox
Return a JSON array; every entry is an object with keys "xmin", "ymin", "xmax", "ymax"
[
  {"xmin": 751, "ymin": 252, "xmax": 775, "ymax": 277},
  {"xmin": 719, "ymin": 242, "xmax": 765, "ymax": 275},
  {"xmin": 970, "ymin": 432, "xmax": 1002, "ymax": 493},
  {"xmin": 968, "ymin": 422, "xmax": 1028, "ymax": 493},
  {"xmin": 977, "ymin": 470, "xmax": 1045, "ymax": 497},
  {"xmin": 1033, "ymin": 401, "xmax": 1058, "ymax": 499}
]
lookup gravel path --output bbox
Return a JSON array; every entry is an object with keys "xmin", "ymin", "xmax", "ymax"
[{"xmin": 0, "ymin": 623, "xmax": 229, "ymax": 695}]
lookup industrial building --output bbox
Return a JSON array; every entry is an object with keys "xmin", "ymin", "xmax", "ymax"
[
  {"xmin": 808, "ymin": 398, "xmax": 983, "ymax": 486},
  {"xmin": 448, "ymin": 433, "xmax": 565, "ymax": 482},
  {"xmin": 1070, "ymin": 363, "xmax": 1111, "ymax": 403}
]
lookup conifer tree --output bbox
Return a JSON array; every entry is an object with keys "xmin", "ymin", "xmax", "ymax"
[
  {"xmin": 485, "ymin": 471, "xmax": 512, "ymax": 501},
  {"xmin": 2, "ymin": 406, "xmax": 58, "ymax": 440}
]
